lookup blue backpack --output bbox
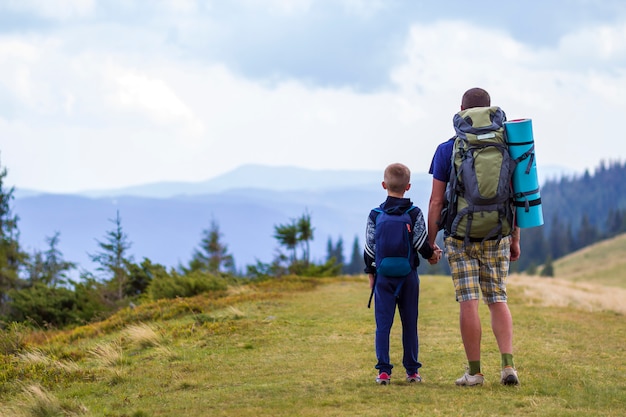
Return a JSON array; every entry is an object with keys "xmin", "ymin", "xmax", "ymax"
[
  {"xmin": 373, "ymin": 206, "xmax": 417, "ymax": 277},
  {"xmin": 367, "ymin": 206, "xmax": 417, "ymax": 309}
]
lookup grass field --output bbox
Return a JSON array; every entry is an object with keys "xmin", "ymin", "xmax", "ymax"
[{"xmin": 1, "ymin": 271, "xmax": 625, "ymax": 417}]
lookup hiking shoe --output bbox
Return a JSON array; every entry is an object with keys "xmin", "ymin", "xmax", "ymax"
[
  {"xmin": 406, "ymin": 373, "xmax": 422, "ymax": 383},
  {"xmin": 501, "ymin": 367, "xmax": 520, "ymax": 386},
  {"xmin": 376, "ymin": 372, "xmax": 390, "ymax": 385},
  {"xmin": 455, "ymin": 372, "xmax": 484, "ymax": 386}
]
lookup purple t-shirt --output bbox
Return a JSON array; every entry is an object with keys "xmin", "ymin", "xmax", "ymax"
[{"xmin": 428, "ymin": 138, "xmax": 455, "ymax": 182}]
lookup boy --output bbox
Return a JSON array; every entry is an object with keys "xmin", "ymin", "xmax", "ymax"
[{"xmin": 364, "ymin": 163, "xmax": 441, "ymax": 384}]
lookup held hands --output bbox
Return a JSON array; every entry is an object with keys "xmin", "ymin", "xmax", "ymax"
[{"xmin": 428, "ymin": 244, "xmax": 443, "ymax": 265}]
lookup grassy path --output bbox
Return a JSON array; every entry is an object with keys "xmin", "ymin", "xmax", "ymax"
[{"xmin": 2, "ymin": 275, "xmax": 625, "ymax": 416}]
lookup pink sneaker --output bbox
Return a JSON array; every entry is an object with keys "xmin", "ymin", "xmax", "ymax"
[
  {"xmin": 406, "ymin": 373, "xmax": 422, "ymax": 383},
  {"xmin": 376, "ymin": 372, "xmax": 390, "ymax": 385}
]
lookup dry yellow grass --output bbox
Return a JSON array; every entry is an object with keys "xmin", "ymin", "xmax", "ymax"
[
  {"xmin": 122, "ymin": 322, "xmax": 163, "ymax": 349},
  {"xmin": 510, "ymin": 274, "xmax": 626, "ymax": 315},
  {"xmin": 88, "ymin": 341, "xmax": 124, "ymax": 367},
  {"xmin": 17, "ymin": 349, "xmax": 80, "ymax": 373},
  {"xmin": 2, "ymin": 384, "xmax": 87, "ymax": 417}
]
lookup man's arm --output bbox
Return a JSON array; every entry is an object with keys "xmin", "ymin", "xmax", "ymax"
[
  {"xmin": 427, "ymin": 178, "xmax": 447, "ymax": 247},
  {"xmin": 510, "ymin": 226, "xmax": 521, "ymax": 261}
]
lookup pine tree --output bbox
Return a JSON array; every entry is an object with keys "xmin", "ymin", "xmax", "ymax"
[
  {"xmin": 576, "ymin": 213, "xmax": 599, "ymax": 250},
  {"xmin": 346, "ymin": 235, "xmax": 363, "ymax": 275},
  {"xmin": 43, "ymin": 232, "xmax": 75, "ymax": 287},
  {"xmin": 540, "ymin": 255, "xmax": 555, "ymax": 277},
  {"xmin": 189, "ymin": 219, "xmax": 234, "ymax": 274},
  {"xmin": 89, "ymin": 210, "xmax": 133, "ymax": 302},
  {"xmin": 0, "ymin": 158, "xmax": 27, "ymax": 313},
  {"xmin": 326, "ymin": 237, "xmax": 334, "ymax": 263},
  {"xmin": 26, "ymin": 232, "xmax": 75, "ymax": 287},
  {"xmin": 334, "ymin": 236, "xmax": 345, "ymax": 271}
]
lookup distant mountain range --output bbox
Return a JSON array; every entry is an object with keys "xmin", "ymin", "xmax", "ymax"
[{"xmin": 13, "ymin": 164, "xmax": 574, "ymax": 274}]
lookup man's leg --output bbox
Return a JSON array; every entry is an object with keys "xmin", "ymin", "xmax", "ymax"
[
  {"xmin": 489, "ymin": 301, "xmax": 519, "ymax": 385},
  {"xmin": 446, "ymin": 237, "xmax": 485, "ymax": 385},
  {"xmin": 482, "ymin": 237, "xmax": 519, "ymax": 386},
  {"xmin": 488, "ymin": 301, "xmax": 513, "ymax": 355},
  {"xmin": 459, "ymin": 299, "xmax": 481, "ymax": 363}
]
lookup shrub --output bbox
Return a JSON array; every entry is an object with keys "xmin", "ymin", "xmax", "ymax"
[
  {"xmin": 5, "ymin": 279, "xmax": 109, "ymax": 328},
  {"xmin": 146, "ymin": 271, "xmax": 228, "ymax": 300}
]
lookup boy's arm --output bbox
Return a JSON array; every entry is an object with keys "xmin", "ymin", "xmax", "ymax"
[
  {"xmin": 412, "ymin": 208, "xmax": 435, "ymax": 260},
  {"xmin": 363, "ymin": 214, "xmax": 376, "ymax": 274}
]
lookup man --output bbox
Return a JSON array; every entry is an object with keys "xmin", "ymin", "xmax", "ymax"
[{"xmin": 427, "ymin": 87, "xmax": 521, "ymax": 386}]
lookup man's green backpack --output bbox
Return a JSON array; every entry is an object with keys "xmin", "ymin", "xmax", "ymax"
[{"xmin": 444, "ymin": 106, "xmax": 516, "ymax": 243}]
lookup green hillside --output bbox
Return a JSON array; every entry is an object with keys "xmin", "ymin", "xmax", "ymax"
[
  {"xmin": 551, "ymin": 233, "xmax": 626, "ymax": 288},
  {"xmin": 1, "ymin": 273, "xmax": 624, "ymax": 417}
]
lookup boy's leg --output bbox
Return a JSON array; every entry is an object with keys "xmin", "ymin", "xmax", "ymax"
[
  {"xmin": 397, "ymin": 273, "xmax": 421, "ymax": 375},
  {"xmin": 374, "ymin": 275, "xmax": 397, "ymax": 375}
]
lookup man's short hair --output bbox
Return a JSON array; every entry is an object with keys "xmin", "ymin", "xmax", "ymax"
[
  {"xmin": 384, "ymin": 163, "xmax": 411, "ymax": 193},
  {"xmin": 461, "ymin": 88, "xmax": 491, "ymax": 110}
]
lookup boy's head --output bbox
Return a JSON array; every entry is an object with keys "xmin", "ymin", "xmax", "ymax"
[
  {"xmin": 461, "ymin": 87, "xmax": 490, "ymax": 110},
  {"xmin": 383, "ymin": 163, "xmax": 411, "ymax": 196}
]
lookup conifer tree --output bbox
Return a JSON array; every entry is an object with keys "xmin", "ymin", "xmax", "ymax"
[
  {"xmin": 189, "ymin": 219, "xmax": 234, "ymax": 274},
  {"xmin": 346, "ymin": 235, "xmax": 363, "ymax": 275},
  {"xmin": 89, "ymin": 210, "xmax": 133, "ymax": 302},
  {"xmin": 576, "ymin": 213, "xmax": 599, "ymax": 250},
  {"xmin": 0, "ymin": 158, "xmax": 27, "ymax": 313},
  {"xmin": 26, "ymin": 232, "xmax": 75, "ymax": 287},
  {"xmin": 540, "ymin": 255, "xmax": 554, "ymax": 277},
  {"xmin": 326, "ymin": 237, "xmax": 334, "ymax": 263}
]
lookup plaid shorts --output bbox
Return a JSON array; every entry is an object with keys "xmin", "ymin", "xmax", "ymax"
[{"xmin": 444, "ymin": 236, "xmax": 511, "ymax": 304}]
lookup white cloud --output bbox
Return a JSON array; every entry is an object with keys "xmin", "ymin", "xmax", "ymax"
[
  {"xmin": 1, "ymin": 9, "xmax": 626, "ymax": 193},
  {"xmin": 0, "ymin": 38, "xmax": 40, "ymax": 103},
  {"xmin": 156, "ymin": 0, "xmax": 199, "ymax": 14},
  {"xmin": 340, "ymin": 0, "xmax": 388, "ymax": 18},
  {"xmin": 3, "ymin": 0, "xmax": 96, "ymax": 20},
  {"xmin": 109, "ymin": 68, "xmax": 204, "ymax": 137},
  {"xmin": 558, "ymin": 23, "xmax": 626, "ymax": 63},
  {"xmin": 237, "ymin": 0, "xmax": 314, "ymax": 15}
]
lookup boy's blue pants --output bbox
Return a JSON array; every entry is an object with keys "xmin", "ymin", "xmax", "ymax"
[{"xmin": 374, "ymin": 272, "xmax": 421, "ymax": 375}]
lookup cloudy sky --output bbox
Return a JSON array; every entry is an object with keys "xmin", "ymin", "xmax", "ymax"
[{"xmin": 1, "ymin": 0, "xmax": 625, "ymax": 194}]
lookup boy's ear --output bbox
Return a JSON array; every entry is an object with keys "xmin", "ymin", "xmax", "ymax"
[
  {"xmin": 406, "ymin": 183, "xmax": 411, "ymax": 191},
  {"xmin": 381, "ymin": 181, "xmax": 387, "ymax": 190}
]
